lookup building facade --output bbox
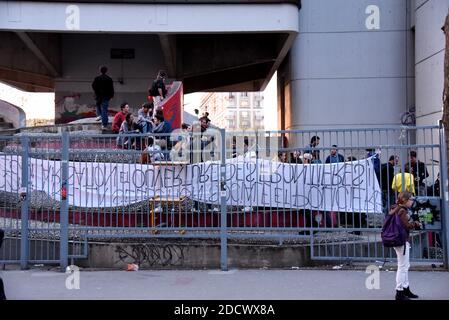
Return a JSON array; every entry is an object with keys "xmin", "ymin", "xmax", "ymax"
[
  {"xmin": 199, "ymin": 92, "xmax": 265, "ymax": 130},
  {"xmin": 0, "ymin": 0, "xmax": 447, "ymax": 135}
]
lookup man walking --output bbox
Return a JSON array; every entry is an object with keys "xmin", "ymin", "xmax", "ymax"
[{"xmin": 92, "ymin": 66, "xmax": 114, "ymax": 130}]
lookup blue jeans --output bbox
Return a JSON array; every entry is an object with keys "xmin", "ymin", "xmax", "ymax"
[
  {"xmin": 96, "ymin": 101, "xmax": 101, "ymax": 118},
  {"xmin": 139, "ymin": 121, "xmax": 152, "ymax": 134},
  {"xmin": 98, "ymin": 100, "xmax": 109, "ymax": 127}
]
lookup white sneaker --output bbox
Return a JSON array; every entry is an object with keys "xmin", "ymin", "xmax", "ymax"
[
  {"xmin": 101, "ymin": 126, "xmax": 108, "ymax": 130},
  {"xmin": 96, "ymin": 116, "xmax": 101, "ymax": 121}
]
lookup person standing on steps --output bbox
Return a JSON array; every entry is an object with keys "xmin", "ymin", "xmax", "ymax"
[{"xmin": 92, "ymin": 66, "xmax": 114, "ymax": 130}]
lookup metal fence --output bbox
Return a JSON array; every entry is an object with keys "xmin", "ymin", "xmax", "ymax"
[{"xmin": 0, "ymin": 125, "xmax": 447, "ymax": 270}]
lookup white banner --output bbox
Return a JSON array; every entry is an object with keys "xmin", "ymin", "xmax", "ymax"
[{"xmin": 0, "ymin": 154, "xmax": 383, "ymax": 213}]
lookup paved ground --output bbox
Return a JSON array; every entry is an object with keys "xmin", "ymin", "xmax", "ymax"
[{"xmin": 1, "ymin": 268, "xmax": 449, "ymax": 300}]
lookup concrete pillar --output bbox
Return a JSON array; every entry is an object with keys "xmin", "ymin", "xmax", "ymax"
[
  {"xmin": 415, "ymin": 0, "xmax": 449, "ymax": 127},
  {"xmin": 283, "ymin": 0, "xmax": 414, "ymax": 135}
]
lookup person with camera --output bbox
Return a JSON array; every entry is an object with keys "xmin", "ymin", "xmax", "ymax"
[{"xmin": 388, "ymin": 191, "xmax": 421, "ymax": 300}]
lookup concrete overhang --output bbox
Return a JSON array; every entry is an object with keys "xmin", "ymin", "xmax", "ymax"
[{"xmin": 0, "ymin": 0, "xmax": 299, "ymax": 92}]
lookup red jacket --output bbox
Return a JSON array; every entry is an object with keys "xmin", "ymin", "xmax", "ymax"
[{"xmin": 112, "ymin": 112, "xmax": 126, "ymax": 133}]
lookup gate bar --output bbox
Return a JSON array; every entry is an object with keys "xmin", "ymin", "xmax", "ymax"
[{"xmin": 20, "ymin": 136, "xmax": 29, "ymax": 270}]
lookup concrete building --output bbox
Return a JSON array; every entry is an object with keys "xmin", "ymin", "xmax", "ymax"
[
  {"xmin": 0, "ymin": 0, "xmax": 297, "ymax": 123},
  {"xmin": 0, "ymin": 0, "xmax": 447, "ymax": 136},
  {"xmin": 199, "ymin": 92, "xmax": 265, "ymax": 130}
]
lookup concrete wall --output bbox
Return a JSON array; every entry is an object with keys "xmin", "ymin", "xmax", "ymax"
[
  {"xmin": 284, "ymin": 0, "xmax": 414, "ymax": 133},
  {"xmin": 415, "ymin": 0, "xmax": 447, "ymax": 127},
  {"xmin": 55, "ymin": 34, "xmax": 165, "ymax": 123},
  {"xmin": 0, "ymin": 99, "xmax": 26, "ymax": 128},
  {"xmin": 79, "ymin": 241, "xmax": 311, "ymax": 269},
  {"xmin": 413, "ymin": 0, "xmax": 448, "ymax": 181}
]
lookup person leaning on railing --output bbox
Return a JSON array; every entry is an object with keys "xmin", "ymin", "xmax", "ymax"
[
  {"xmin": 112, "ymin": 102, "xmax": 130, "ymax": 134},
  {"xmin": 136, "ymin": 102, "xmax": 154, "ymax": 134},
  {"xmin": 116, "ymin": 113, "xmax": 140, "ymax": 149}
]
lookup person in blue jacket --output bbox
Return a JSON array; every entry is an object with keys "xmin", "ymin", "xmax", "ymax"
[{"xmin": 325, "ymin": 145, "xmax": 345, "ymax": 164}]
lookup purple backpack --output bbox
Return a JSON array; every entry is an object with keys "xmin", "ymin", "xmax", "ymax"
[{"xmin": 381, "ymin": 212, "xmax": 407, "ymax": 248}]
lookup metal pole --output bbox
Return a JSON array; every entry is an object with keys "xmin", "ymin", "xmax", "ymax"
[
  {"xmin": 439, "ymin": 124, "xmax": 449, "ymax": 268},
  {"xmin": 220, "ymin": 128, "xmax": 228, "ymax": 271},
  {"xmin": 20, "ymin": 136, "xmax": 29, "ymax": 270},
  {"xmin": 60, "ymin": 131, "xmax": 69, "ymax": 271}
]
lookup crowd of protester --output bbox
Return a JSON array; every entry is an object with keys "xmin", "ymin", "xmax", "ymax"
[{"xmin": 92, "ymin": 66, "xmax": 440, "ymax": 200}]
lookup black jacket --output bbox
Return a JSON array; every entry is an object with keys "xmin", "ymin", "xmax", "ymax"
[
  {"xmin": 380, "ymin": 162, "xmax": 395, "ymax": 192},
  {"xmin": 92, "ymin": 74, "xmax": 114, "ymax": 101},
  {"xmin": 411, "ymin": 161, "xmax": 429, "ymax": 186}
]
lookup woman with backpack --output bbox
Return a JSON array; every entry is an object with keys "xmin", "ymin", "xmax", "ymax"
[{"xmin": 387, "ymin": 191, "xmax": 421, "ymax": 300}]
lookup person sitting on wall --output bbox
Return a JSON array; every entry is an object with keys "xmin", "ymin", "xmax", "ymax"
[
  {"xmin": 153, "ymin": 112, "xmax": 173, "ymax": 158},
  {"xmin": 304, "ymin": 136, "xmax": 320, "ymax": 162},
  {"xmin": 290, "ymin": 150, "xmax": 303, "ymax": 164},
  {"xmin": 112, "ymin": 102, "xmax": 130, "ymax": 134},
  {"xmin": 311, "ymin": 150, "xmax": 322, "ymax": 164},
  {"xmin": 137, "ymin": 102, "xmax": 154, "ymax": 134},
  {"xmin": 117, "ymin": 113, "xmax": 139, "ymax": 149},
  {"xmin": 278, "ymin": 152, "xmax": 288, "ymax": 163},
  {"xmin": 325, "ymin": 145, "xmax": 345, "ymax": 164},
  {"xmin": 172, "ymin": 123, "xmax": 191, "ymax": 160},
  {"xmin": 140, "ymin": 137, "xmax": 165, "ymax": 164},
  {"xmin": 301, "ymin": 153, "xmax": 313, "ymax": 164}
]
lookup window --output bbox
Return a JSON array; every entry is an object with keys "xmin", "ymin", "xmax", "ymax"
[
  {"xmin": 227, "ymin": 119, "xmax": 235, "ymax": 129},
  {"xmin": 254, "ymin": 112, "xmax": 263, "ymax": 121},
  {"xmin": 240, "ymin": 111, "xmax": 250, "ymax": 119}
]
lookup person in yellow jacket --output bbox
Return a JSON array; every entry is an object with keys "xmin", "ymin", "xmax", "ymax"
[{"xmin": 391, "ymin": 164, "xmax": 416, "ymax": 195}]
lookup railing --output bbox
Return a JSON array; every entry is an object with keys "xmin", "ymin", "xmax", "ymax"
[{"xmin": 0, "ymin": 125, "xmax": 447, "ymax": 269}]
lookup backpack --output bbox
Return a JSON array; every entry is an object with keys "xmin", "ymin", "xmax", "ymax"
[{"xmin": 381, "ymin": 210, "xmax": 407, "ymax": 248}]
